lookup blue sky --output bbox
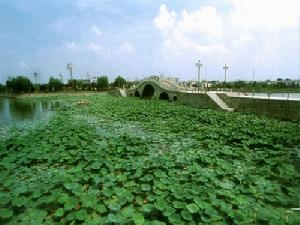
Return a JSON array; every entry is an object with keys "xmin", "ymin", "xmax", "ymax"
[{"xmin": 0, "ymin": 0, "xmax": 299, "ymax": 84}]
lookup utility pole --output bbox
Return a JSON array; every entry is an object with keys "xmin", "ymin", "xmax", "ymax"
[
  {"xmin": 196, "ymin": 59, "xmax": 202, "ymax": 93},
  {"xmin": 59, "ymin": 73, "xmax": 63, "ymax": 84},
  {"xmin": 223, "ymin": 63, "xmax": 228, "ymax": 83},
  {"xmin": 67, "ymin": 63, "xmax": 73, "ymax": 81},
  {"xmin": 33, "ymin": 71, "xmax": 38, "ymax": 84},
  {"xmin": 251, "ymin": 68, "xmax": 255, "ymax": 97}
]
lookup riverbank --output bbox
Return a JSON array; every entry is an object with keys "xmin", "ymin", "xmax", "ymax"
[{"xmin": 0, "ymin": 91, "xmax": 107, "ymax": 99}]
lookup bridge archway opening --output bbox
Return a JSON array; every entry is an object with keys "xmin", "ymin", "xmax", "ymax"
[
  {"xmin": 173, "ymin": 96, "xmax": 177, "ymax": 101},
  {"xmin": 134, "ymin": 91, "xmax": 140, "ymax": 98},
  {"xmin": 159, "ymin": 92, "xmax": 169, "ymax": 101},
  {"xmin": 142, "ymin": 84, "xmax": 155, "ymax": 99}
]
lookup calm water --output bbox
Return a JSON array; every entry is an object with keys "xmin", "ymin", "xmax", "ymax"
[{"xmin": 0, "ymin": 97, "xmax": 60, "ymax": 127}]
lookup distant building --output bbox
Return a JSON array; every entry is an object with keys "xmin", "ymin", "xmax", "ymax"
[
  {"xmin": 90, "ymin": 76, "xmax": 97, "ymax": 83},
  {"xmin": 202, "ymin": 81, "xmax": 212, "ymax": 88}
]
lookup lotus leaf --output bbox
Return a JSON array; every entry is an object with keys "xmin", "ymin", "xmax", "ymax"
[
  {"xmin": 1, "ymin": 95, "xmax": 299, "ymax": 224},
  {"xmin": 132, "ymin": 212, "xmax": 145, "ymax": 225},
  {"xmin": 0, "ymin": 208, "xmax": 13, "ymax": 219}
]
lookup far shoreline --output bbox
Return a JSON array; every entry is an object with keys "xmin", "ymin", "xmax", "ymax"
[{"xmin": 0, "ymin": 91, "xmax": 107, "ymax": 99}]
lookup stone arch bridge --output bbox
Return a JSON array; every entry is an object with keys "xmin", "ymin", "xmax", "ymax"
[
  {"xmin": 124, "ymin": 78, "xmax": 234, "ymax": 111},
  {"xmin": 112, "ymin": 78, "xmax": 300, "ymax": 119},
  {"xmin": 127, "ymin": 78, "xmax": 180, "ymax": 101}
]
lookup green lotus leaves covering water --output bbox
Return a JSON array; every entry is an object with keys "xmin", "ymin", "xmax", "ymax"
[{"xmin": 0, "ymin": 95, "xmax": 300, "ymax": 224}]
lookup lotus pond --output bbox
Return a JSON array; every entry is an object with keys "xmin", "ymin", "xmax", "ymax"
[{"xmin": 0, "ymin": 94, "xmax": 300, "ymax": 225}]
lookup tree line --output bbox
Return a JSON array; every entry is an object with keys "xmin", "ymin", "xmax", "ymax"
[{"xmin": 0, "ymin": 75, "xmax": 128, "ymax": 93}]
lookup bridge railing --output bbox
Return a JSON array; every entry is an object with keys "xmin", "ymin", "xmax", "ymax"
[{"xmin": 129, "ymin": 78, "xmax": 180, "ymax": 92}]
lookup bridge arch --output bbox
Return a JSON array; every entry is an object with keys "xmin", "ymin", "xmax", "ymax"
[
  {"xmin": 134, "ymin": 91, "xmax": 140, "ymax": 98},
  {"xmin": 173, "ymin": 96, "xmax": 177, "ymax": 101},
  {"xmin": 159, "ymin": 92, "xmax": 169, "ymax": 100},
  {"xmin": 142, "ymin": 84, "xmax": 155, "ymax": 99}
]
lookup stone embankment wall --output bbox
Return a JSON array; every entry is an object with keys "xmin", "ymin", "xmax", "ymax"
[
  {"xmin": 108, "ymin": 89, "xmax": 125, "ymax": 97},
  {"xmin": 176, "ymin": 92, "xmax": 219, "ymax": 109},
  {"xmin": 113, "ymin": 90, "xmax": 300, "ymax": 121},
  {"xmin": 218, "ymin": 94, "xmax": 300, "ymax": 121}
]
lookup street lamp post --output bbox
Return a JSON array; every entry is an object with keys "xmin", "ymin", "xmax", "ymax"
[
  {"xmin": 59, "ymin": 73, "xmax": 63, "ymax": 84},
  {"xmin": 33, "ymin": 72, "xmax": 38, "ymax": 85},
  {"xmin": 196, "ymin": 59, "xmax": 202, "ymax": 93},
  {"xmin": 67, "ymin": 63, "xmax": 73, "ymax": 81},
  {"xmin": 223, "ymin": 63, "xmax": 228, "ymax": 83}
]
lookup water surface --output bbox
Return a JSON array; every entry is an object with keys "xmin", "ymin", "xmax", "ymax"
[{"xmin": 0, "ymin": 97, "xmax": 59, "ymax": 127}]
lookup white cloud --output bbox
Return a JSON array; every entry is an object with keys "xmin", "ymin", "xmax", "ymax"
[
  {"xmin": 154, "ymin": 4, "xmax": 224, "ymax": 37},
  {"xmin": 92, "ymin": 25, "xmax": 102, "ymax": 37},
  {"xmin": 153, "ymin": 4, "xmax": 227, "ymax": 56},
  {"xmin": 120, "ymin": 41, "xmax": 135, "ymax": 54},
  {"xmin": 227, "ymin": 0, "xmax": 300, "ymax": 74},
  {"xmin": 230, "ymin": 0, "xmax": 300, "ymax": 30},
  {"xmin": 153, "ymin": 2, "xmax": 300, "ymax": 80},
  {"xmin": 178, "ymin": 7, "xmax": 223, "ymax": 38},
  {"xmin": 153, "ymin": 4, "xmax": 176, "ymax": 32}
]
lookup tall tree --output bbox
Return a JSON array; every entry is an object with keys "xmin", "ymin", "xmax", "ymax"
[
  {"xmin": 6, "ymin": 76, "xmax": 33, "ymax": 93},
  {"xmin": 68, "ymin": 79, "xmax": 78, "ymax": 91},
  {"xmin": 0, "ymin": 84, "xmax": 6, "ymax": 92},
  {"xmin": 114, "ymin": 76, "xmax": 126, "ymax": 88},
  {"xmin": 97, "ymin": 76, "xmax": 109, "ymax": 91},
  {"xmin": 48, "ymin": 77, "xmax": 63, "ymax": 92}
]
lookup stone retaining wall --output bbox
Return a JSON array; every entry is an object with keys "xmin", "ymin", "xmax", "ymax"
[
  {"xmin": 176, "ymin": 92, "xmax": 219, "ymax": 109},
  {"xmin": 218, "ymin": 94, "xmax": 300, "ymax": 121}
]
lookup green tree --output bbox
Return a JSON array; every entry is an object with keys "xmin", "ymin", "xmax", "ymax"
[
  {"xmin": 90, "ymin": 82, "xmax": 96, "ymax": 91},
  {"xmin": 33, "ymin": 84, "xmax": 40, "ymax": 92},
  {"xmin": 0, "ymin": 84, "xmax": 6, "ymax": 92},
  {"xmin": 48, "ymin": 77, "xmax": 63, "ymax": 92},
  {"xmin": 68, "ymin": 79, "xmax": 78, "ymax": 91},
  {"xmin": 6, "ymin": 76, "xmax": 33, "ymax": 93},
  {"xmin": 97, "ymin": 76, "xmax": 109, "ymax": 91},
  {"xmin": 39, "ymin": 84, "xmax": 49, "ymax": 92},
  {"xmin": 114, "ymin": 76, "xmax": 126, "ymax": 88}
]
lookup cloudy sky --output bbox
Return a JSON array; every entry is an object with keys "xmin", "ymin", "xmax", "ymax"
[{"xmin": 0, "ymin": 0, "xmax": 299, "ymax": 83}]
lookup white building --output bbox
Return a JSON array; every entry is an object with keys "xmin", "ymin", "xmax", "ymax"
[{"xmin": 90, "ymin": 76, "xmax": 97, "ymax": 83}]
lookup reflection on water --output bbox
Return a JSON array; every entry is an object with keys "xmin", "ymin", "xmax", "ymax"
[{"xmin": 0, "ymin": 98, "xmax": 60, "ymax": 127}]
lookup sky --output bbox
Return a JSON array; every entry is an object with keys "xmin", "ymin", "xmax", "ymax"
[{"xmin": 0, "ymin": 0, "xmax": 299, "ymax": 84}]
